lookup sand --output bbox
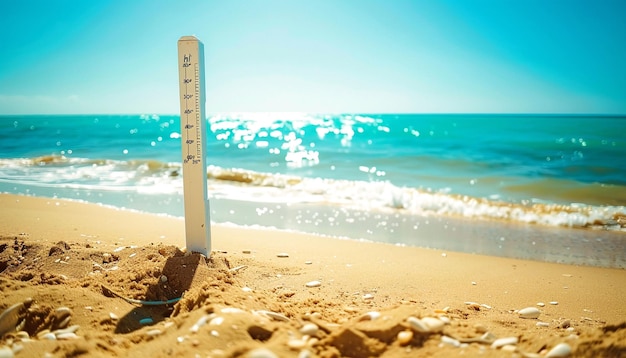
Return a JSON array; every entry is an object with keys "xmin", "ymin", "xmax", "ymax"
[{"xmin": 1, "ymin": 193, "xmax": 625, "ymax": 357}]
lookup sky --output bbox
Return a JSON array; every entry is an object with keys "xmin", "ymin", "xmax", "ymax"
[{"xmin": 0, "ymin": 0, "xmax": 625, "ymax": 115}]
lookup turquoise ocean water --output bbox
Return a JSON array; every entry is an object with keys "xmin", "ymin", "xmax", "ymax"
[{"xmin": 1, "ymin": 114, "xmax": 625, "ymax": 266}]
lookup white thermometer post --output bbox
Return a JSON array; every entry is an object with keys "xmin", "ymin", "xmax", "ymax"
[{"xmin": 177, "ymin": 36, "xmax": 211, "ymax": 256}]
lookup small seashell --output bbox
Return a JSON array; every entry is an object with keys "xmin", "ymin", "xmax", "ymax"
[
  {"xmin": 536, "ymin": 322, "xmax": 550, "ymax": 327},
  {"xmin": 221, "ymin": 307, "xmax": 244, "ymax": 314},
  {"xmin": 56, "ymin": 332, "xmax": 79, "ymax": 340},
  {"xmin": 491, "ymin": 336, "xmax": 518, "ymax": 349},
  {"xmin": 358, "ymin": 311, "xmax": 381, "ymax": 321},
  {"xmin": 190, "ymin": 314, "xmax": 211, "ymax": 333},
  {"xmin": 52, "ymin": 325, "xmax": 80, "ymax": 335},
  {"xmin": 145, "ymin": 329, "xmax": 162, "ymax": 337},
  {"xmin": 209, "ymin": 316, "xmax": 224, "ymax": 326},
  {"xmin": 109, "ymin": 312, "xmax": 119, "ymax": 321},
  {"xmin": 287, "ymin": 339, "xmax": 307, "ymax": 349},
  {"xmin": 247, "ymin": 348, "xmax": 279, "ymax": 358},
  {"xmin": 501, "ymin": 345, "xmax": 517, "ymax": 352},
  {"xmin": 519, "ymin": 307, "xmax": 541, "ymax": 319},
  {"xmin": 407, "ymin": 316, "xmax": 429, "ymax": 333},
  {"xmin": 441, "ymin": 335, "xmax": 461, "ymax": 347},
  {"xmin": 277, "ymin": 253, "xmax": 289, "ymax": 258},
  {"xmin": 15, "ymin": 331, "xmax": 29, "ymax": 340},
  {"xmin": 550, "ymin": 301, "xmax": 559, "ymax": 305},
  {"xmin": 242, "ymin": 287, "xmax": 253, "ymax": 293},
  {"xmin": 305, "ymin": 280, "xmax": 321, "ymax": 288},
  {"xmin": 421, "ymin": 317, "xmax": 444, "ymax": 332},
  {"xmin": 397, "ymin": 330, "xmax": 413, "ymax": 346},
  {"xmin": 545, "ymin": 342, "xmax": 572, "ymax": 357},
  {"xmin": 41, "ymin": 332, "xmax": 57, "ymax": 340},
  {"xmin": 0, "ymin": 346, "xmax": 14, "ymax": 358},
  {"xmin": 300, "ymin": 323, "xmax": 318, "ymax": 336},
  {"xmin": 255, "ymin": 310, "xmax": 290, "ymax": 322},
  {"xmin": 210, "ymin": 330, "xmax": 219, "ymax": 337},
  {"xmin": 362, "ymin": 294, "xmax": 374, "ymax": 300},
  {"xmin": 537, "ymin": 302, "xmax": 545, "ymax": 307}
]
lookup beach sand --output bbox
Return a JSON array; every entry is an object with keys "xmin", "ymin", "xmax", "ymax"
[{"xmin": 1, "ymin": 193, "xmax": 625, "ymax": 357}]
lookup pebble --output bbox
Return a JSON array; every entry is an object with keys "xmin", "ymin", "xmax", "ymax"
[
  {"xmin": 242, "ymin": 287, "xmax": 253, "ymax": 293},
  {"xmin": 305, "ymin": 280, "xmax": 321, "ymax": 288},
  {"xmin": 362, "ymin": 294, "xmax": 374, "ymax": 300},
  {"xmin": 396, "ymin": 330, "xmax": 413, "ymax": 346},
  {"xmin": 305, "ymin": 261, "xmax": 312, "ymax": 265},
  {"xmin": 491, "ymin": 336, "xmax": 518, "ymax": 349},
  {"xmin": 160, "ymin": 275, "xmax": 168, "ymax": 283},
  {"xmin": 300, "ymin": 323, "xmax": 318, "ymax": 336},
  {"xmin": 109, "ymin": 312, "xmax": 119, "ymax": 321},
  {"xmin": 242, "ymin": 250, "xmax": 252, "ymax": 254},
  {"xmin": 537, "ymin": 302, "xmax": 546, "ymax": 307},
  {"xmin": 519, "ymin": 307, "xmax": 541, "ymax": 319},
  {"xmin": 277, "ymin": 253, "xmax": 289, "ymax": 258},
  {"xmin": 536, "ymin": 322, "xmax": 550, "ymax": 327},
  {"xmin": 546, "ymin": 343, "xmax": 572, "ymax": 357},
  {"xmin": 550, "ymin": 301, "xmax": 559, "ymax": 305}
]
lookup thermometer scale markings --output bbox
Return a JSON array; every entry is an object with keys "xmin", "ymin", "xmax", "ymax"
[{"xmin": 177, "ymin": 36, "xmax": 211, "ymax": 256}]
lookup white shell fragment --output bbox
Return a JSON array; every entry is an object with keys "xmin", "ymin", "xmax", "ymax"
[
  {"xmin": 407, "ymin": 316, "xmax": 429, "ymax": 333},
  {"xmin": 546, "ymin": 343, "xmax": 572, "ymax": 357},
  {"xmin": 491, "ymin": 336, "xmax": 518, "ymax": 349},
  {"xmin": 550, "ymin": 301, "xmax": 559, "ymax": 305},
  {"xmin": 358, "ymin": 311, "xmax": 381, "ymax": 321},
  {"xmin": 305, "ymin": 280, "xmax": 321, "ymax": 288},
  {"xmin": 299, "ymin": 323, "xmax": 319, "ymax": 336},
  {"xmin": 441, "ymin": 335, "xmax": 461, "ymax": 347},
  {"xmin": 421, "ymin": 317, "xmax": 445, "ymax": 333},
  {"xmin": 397, "ymin": 330, "xmax": 413, "ymax": 345},
  {"xmin": 519, "ymin": 307, "xmax": 541, "ymax": 319}
]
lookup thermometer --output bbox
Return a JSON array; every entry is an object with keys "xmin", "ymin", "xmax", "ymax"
[{"xmin": 177, "ymin": 35, "xmax": 211, "ymax": 256}]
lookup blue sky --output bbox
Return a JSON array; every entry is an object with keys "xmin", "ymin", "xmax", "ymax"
[{"xmin": 0, "ymin": 0, "xmax": 625, "ymax": 114}]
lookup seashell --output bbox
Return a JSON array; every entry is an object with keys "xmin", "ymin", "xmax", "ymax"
[
  {"xmin": 255, "ymin": 310, "xmax": 289, "ymax": 322},
  {"xmin": 145, "ymin": 329, "xmax": 162, "ymax": 337},
  {"xmin": 362, "ymin": 294, "xmax": 374, "ymax": 300},
  {"xmin": 421, "ymin": 317, "xmax": 444, "ymax": 332},
  {"xmin": 545, "ymin": 343, "xmax": 572, "ymax": 357},
  {"xmin": 0, "ymin": 301, "xmax": 28, "ymax": 337},
  {"xmin": 299, "ymin": 323, "xmax": 318, "ymax": 336},
  {"xmin": 242, "ymin": 287, "xmax": 253, "ymax": 293},
  {"xmin": 209, "ymin": 316, "xmax": 224, "ymax": 326},
  {"xmin": 537, "ymin": 302, "xmax": 545, "ymax": 307},
  {"xmin": 190, "ymin": 314, "xmax": 212, "ymax": 333},
  {"xmin": 247, "ymin": 348, "xmax": 279, "ymax": 358},
  {"xmin": 491, "ymin": 336, "xmax": 518, "ymax": 349},
  {"xmin": 221, "ymin": 307, "xmax": 244, "ymax": 314},
  {"xmin": 358, "ymin": 311, "xmax": 381, "ymax": 321},
  {"xmin": 0, "ymin": 346, "xmax": 14, "ymax": 358},
  {"xmin": 441, "ymin": 335, "xmax": 461, "ymax": 347},
  {"xmin": 41, "ymin": 332, "xmax": 57, "ymax": 340},
  {"xmin": 15, "ymin": 331, "xmax": 29, "ymax": 340},
  {"xmin": 305, "ymin": 281, "xmax": 321, "ymax": 288},
  {"xmin": 109, "ymin": 312, "xmax": 119, "ymax": 321},
  {"xmin": 52, "ymin": 325, "xmax": 80, "ymax": 335},
  {"xmin": 549, "ymin": 301, "xmax": 559, "ymax": 305},
  {"xmin": 210, "ymin": 330, "xmax": 219, "ymax": 337},
  {"xmin": 397, "ymin": 330, "xmax": 413, "ymax": 346},
  {"xmin": 519, "ymin": 307, "xmax": 541, "ymax": 319},
  {"xmin": 56, "ymin": 332, "xmax": 79, "ymax": 340},
  {"xmin": 536, "ymin": 322, "xmax": 550, "ymax": 327},
  {"xmin": 287, "ymin": 339, "xmax": 307, "ymax": 349},
  {"xmin": 407, "ymin": 316, "xmax": 429, "ymax": 333}
]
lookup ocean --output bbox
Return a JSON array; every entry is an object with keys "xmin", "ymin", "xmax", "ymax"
[{"xmin": 1, "ymin": 113, "xmax": 625, "ymax": 267}]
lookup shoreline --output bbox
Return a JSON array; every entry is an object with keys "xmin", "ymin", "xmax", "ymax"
[{"xmin": 1, "ymin": 193, "xmax": 625, "ymax": 357}]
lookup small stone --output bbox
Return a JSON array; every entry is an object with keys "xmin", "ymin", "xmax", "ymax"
[
  {"xmin": 242, "ymin": 250, "xmax": 252, "ymax": 254},
  {"xmin": 109, "ymin": 312, "xmax": 119, "ymax": 320},
  {"xmin": 546, "ymin": 343, "xmax": 572, "ymax": 357},
  {"xmin": 559, "ymin": 320, "xmax": 571, "ymax": 329},
  {"xmin": 139, "ymin": 318, "xmax": 154, "ymax": 326},
  {"xmin": 536, "ymin": 322, "xmax": 550, "ymax": 327},
  {"xmin": 160, "ymin": 275, "xmax": 168, "ymax": 283},
  {"xmin": 287, "ymin": 339, "xmax": 307, "ymax": 349},
  {"xmin": 537, "ymin": 302, "xmax": 546, "ymax": 307},
  {"xmin": 550, "ymin": 301, "xmax": 559, "ymax": 305},
  {"xmin": 242, "ymin": 287, "xmax": 253, "ymax": 292},
  {"xmin": 305, "ymin": 280, "xmax": 321, "ymax": 288},
  {"xmin": 304, "ymin": 261, "xmax": 312, "ymax": 265},
  {"xmin": 358, "ymin": 311, "xmax": 381, "ymax": 321},
  {"xmin": 362, "ymin": 293, "xmax": 374, "ymax": 300},
  {"xmin": 519, "ymin": 307, "xmax": 541, "ymax": 319},
  {"xmin": 277, "ymin": 253, "xmax": 289, "ymax": 258},
  {"xmin": 397, "ymin": 330, "xmax": 413, "ymax": 346}
]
